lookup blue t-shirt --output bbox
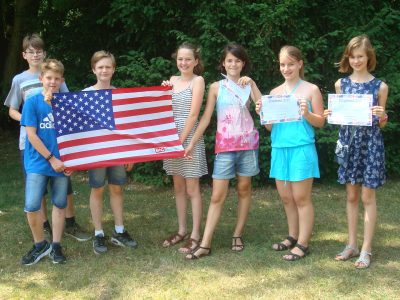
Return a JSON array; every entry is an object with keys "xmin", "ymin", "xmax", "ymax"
[{"xmin": 20, "ymin": 93, "xmax": 64, "ymax": 177}]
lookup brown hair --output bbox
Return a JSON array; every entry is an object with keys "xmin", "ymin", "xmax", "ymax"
[
  {"xmin": 40, "ymin": 59, "xmax": 64, "ymax": 76},
  {"xmin": 337, "ymin": 35, "xmax": 376, "ymax": 73},
  {"xmin": 279, "ymin": 45, "xmax": 305, "ymax": 79},
  {"xmin": 22, "ymin": 33, "xmax": 45, "ymax": 51},
  {"xmin": 172, "ymin": 42, "xmax": 204, "ymax": 75},
  {"xmin": 218, "ymin": 43, "xmax": 251, "ymax": 75},
  {"xmin": 91, "ymin": 50, "xmax": 116, "ymax": 69}
]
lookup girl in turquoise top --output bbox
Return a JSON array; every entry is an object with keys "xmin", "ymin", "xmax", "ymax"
[
  {"xmin": 257, "ymin": 45, "xmax": 324, "ymax": 261},
  {"xmin": 184, "ymin": 43, "xmax": 262, "ymax": 259}
]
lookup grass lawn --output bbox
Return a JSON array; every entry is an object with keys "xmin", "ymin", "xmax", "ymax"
[{"xmin": 0, "ymin": 131, "xmax": 399, "ymax": 299}]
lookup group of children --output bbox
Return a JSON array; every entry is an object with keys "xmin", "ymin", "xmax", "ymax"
[{"xmin": 4, "ymin": 33, "xmax": 387, "ymax": 269}]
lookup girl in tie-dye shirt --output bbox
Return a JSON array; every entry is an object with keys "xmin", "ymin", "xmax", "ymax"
[{"xmin": 184, "ymin": 43, "xmax": 262, "ymax": 260}]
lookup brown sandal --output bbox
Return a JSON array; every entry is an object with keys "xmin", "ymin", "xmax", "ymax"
[
  {"xmin": 232, "ymin": 236, "xmax": 244, "ymax": 252},
  {"xmin": 162, "ymin": 233, "xmax": 189, "ymax": 248},
  {"xmin": 178, "ymin": 238, "xmax": 200, "ymax": 254}
]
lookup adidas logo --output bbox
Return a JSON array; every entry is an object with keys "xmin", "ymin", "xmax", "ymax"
[{"xmin": 40, "ymin": 113, "xmax": 55, "ymax": 129}]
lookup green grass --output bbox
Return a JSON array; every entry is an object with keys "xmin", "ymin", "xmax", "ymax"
[{"xmin": 1, "ymin": 131, "xmax": 399, "ymax": 299}]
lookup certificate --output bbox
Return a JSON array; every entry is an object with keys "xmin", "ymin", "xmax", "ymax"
[
  {"xmin": 260, "ymin": 94, "xmax": 301, "ymax": 125},
  {"xmin": 328, "ymin": 94, "xmax": 372, "ymax": 126}
]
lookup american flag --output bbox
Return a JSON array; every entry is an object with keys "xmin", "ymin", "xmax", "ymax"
[{"xmin": 51, "ymin": 86, "xmax": 184, "ymax": 170}]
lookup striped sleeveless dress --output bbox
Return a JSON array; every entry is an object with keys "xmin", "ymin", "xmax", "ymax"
[{"xmin": 163, "ymin": 84, "xmax": 208, "ymax": 178}]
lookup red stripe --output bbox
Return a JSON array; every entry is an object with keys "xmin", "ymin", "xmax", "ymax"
[
  {"xmin": 115, "ymin": 117, "xmax": 175, "ymax": 130},
  {"xmin": 61, "ymin": 140, "xmax": 182, "ymax": 161},
  {"xmin": 112, "ymin": 95, "xmax": 171, "ymax": 106},
  {"xmin": 114, "ymin": 105, "xmax": 172, "ymax": 118},
  {"xmin": 65, "ymin": 150, "xmax": 184, "ymax": 171},
  {"xmin": 112, "ymin": 86, "xmax": 172, "ymax": 94},
  {"xmin": 58, "ymin": 128, "xmax": 178, "ymax": 149}
]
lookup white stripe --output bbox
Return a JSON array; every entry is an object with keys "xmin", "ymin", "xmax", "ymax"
[
  {"xmin": 64, "ymin": 145, "xmax": 184, "ymax": 167},
  {"xmin": 114, "ymin": 111, "xmax": 173, "ymax": 124},
  {"xmin": 59, "ymin": 134, "xmax": 180, "ymax": 155},
  {"xmin": 112, "ymin": 100, "xmax": 171, "ymax": 112},
  {"xmin": 112, "ymin": 90, "xmax": 172, "ymax": 100},
  {"xmin": 57, "ymin": 123, "xmax": 177, "ymax": 144}
]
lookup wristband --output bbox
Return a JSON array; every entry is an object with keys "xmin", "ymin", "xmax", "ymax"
[
  {"xmin": 46, "ymin": 153, "xmax": 54, "ymax": 161},
  {"xmin": 379, "ymin": 113, "xmax": 388, "ymax": 123}
]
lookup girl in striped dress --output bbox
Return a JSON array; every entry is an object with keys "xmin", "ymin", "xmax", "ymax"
[{"xmin": 161, "ymin": 43, "xmax": 208, "ymax": 254}]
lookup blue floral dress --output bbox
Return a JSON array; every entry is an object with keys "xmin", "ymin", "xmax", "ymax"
[{"xmin": 337, "ymin": 77, "xmax": 385, "ymax": 188}]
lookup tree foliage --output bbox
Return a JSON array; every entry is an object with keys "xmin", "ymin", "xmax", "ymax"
[{"xmin": 1, "ymin": 0, "xmax": 399, "ymax": 185}]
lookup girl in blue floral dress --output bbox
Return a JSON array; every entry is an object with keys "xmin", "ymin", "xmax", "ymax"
[{"xmin": 324, "ymin": 35, "xmax": 388, "ymax": 269}]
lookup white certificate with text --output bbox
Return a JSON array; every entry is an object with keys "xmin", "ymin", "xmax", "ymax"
[
  {"xmin": 260, "ymin": 94, "xmax": 301, "ymax": 125},
  {"xmin": 328, "ymin": 94, "xmax": 372, "ymax": 126}
]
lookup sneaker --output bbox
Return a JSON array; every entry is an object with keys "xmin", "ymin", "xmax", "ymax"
[
  {"xmin": 111, "ymin": 230, "xmax": 138, "ymax": 248},
  {"xmin": 49, "ymin": 246, "xmax": 67, "ymax": 264},
  {"xmin": 21, "ymin": 241, "xmax": 51, "ymax": 266},
  {"xmin": 44, "ymin": 225, "xmax": 52, "ymax": 241},
  {"xmin": 93, "ymin": 235, "xmax": 108, "ymax": 254},
  {"xmin": 65, "ymin": 223, "xmax": 91, "ymax": 242}
]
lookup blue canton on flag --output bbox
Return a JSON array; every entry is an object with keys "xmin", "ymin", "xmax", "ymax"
[{"xmin": 52, "ymin": 89, "xmax": 116, "ymax": 137}]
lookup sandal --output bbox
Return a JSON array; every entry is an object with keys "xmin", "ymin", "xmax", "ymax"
[
  {"xmin": 162, "ymin": 233, "xmax": 189, "ymax": 248},
  {"xmin": 355, "ymin": 250, "xmax": 372, "ymax": 269},
  {"xmin": 232, "ymin": 236, "xmax": 244, "ymax": 252},
  {"xmin": 272, "ymin": 236, "xmax": 298, "ymax": 251},
  {"xmin": 178, "ymin": 238, "xmax": 200, "ymax": 254},
  {"xmin": 185, "ymin": 246, "xmax": 211, "ymax": 260},
  {"xmin": 283, "ymin": 243, "xmax": 309, "ymax": 261},
  {"xmin": 335, "ymin": 245, "xmax": 360, "ymax": 261}
]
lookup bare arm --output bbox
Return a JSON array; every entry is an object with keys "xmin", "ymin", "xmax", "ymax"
[
  {"xmin": 26, "ymin": 126, "xmax": 66, "ymax": 173},
  {"xmin": 9, "ymin": 107, "xmax": 21, "ymax": 122},
  {"xmin": 374, "ymin": 82, "xmax": 389, "ymax": 128},
  {"xmin": 179, "ymin": 76, "xmax": 205, "ymax": 143},
  {"xmin": 184, "ymin": 82, "xmax": 218, "ymax": 158},
  {"xmin": 301, "ymin": 84, "xmax": 325, "ymax": 128}
]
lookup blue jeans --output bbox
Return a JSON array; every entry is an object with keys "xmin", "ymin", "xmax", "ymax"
[
  {"xmin": 89, "ymin": 166, "xmax": 127, "ymax": 188},
  {"xmin": 212, "ymin": 150, "xmax": 259, "ymax": 180},
  {"xmin": 24, "ymin": 173, "xmax": 69, "ymax": 212}
]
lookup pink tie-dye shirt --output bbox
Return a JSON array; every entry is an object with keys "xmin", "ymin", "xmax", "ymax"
[{"xmin": 215, "ymin": 80, "xmax": 259, "ymax": 153}]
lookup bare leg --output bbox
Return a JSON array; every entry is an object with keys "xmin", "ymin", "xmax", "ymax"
[
  {"xmin": 52, "ymin": 206, "xmax": 66, "ymax": 243},
  {"xmin": 346, "ymin": 184, "xmax": 361, "ymax": 248},
  {"xmin": 40, "ymin": 196, "xmax": 48, "ymax": 224},
  {"xmin": 283, "ymin": 178, "xmax": 314, "ymax": 259},
  {"xmin": 197, "ymin": 179, "xmax": 230, "ymax": 250},
  {"xmin": 185, "ymin": 178, "xmax": 202, "ymax": 241},
  {"xmin": 66, "ymin": 193, "xmax": 75, "ymax": 218},
  {"xmin": 173, "ymin": 175, "xmax": 188, "ymax": 237},
  {"xmin": 360, "ymin": 186, "xmax": 377, "ymax": 253},
  {"xmin": 232, "ymin": 176, "xmax": 252, "ymax": 249},
  {"xmin": 90, "ymin": 187, "xmax": 104, "ymax": 231},
  {"xmin": 27, "ymin": 211, "xmax": 45, "ymax": 243},
  {"xmin": 274, "ymin": 180, "xmax": 299, "ymax": 249},
  {"xmin": 109, "ymin": 184, "xmax": 124, "ymax": 227}
]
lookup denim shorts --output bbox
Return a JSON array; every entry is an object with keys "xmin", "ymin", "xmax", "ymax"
[
  {"xmin": 212, "ymin": 150, "xmax": 259, "ymax": 180},
  {"xmin": 21, "ymin": 150, "xmax": 73, "ymax": 195},
  {"xmin": 89, "ymin": 166, "xmax": 127, "ymax": 188},
  {"xmin": 25, "ymin": 173, "xmax": 69, "ymax": 212},
  {"xmin": 270, "ymin": 144, "xmax": 320, "ymax": 181}
]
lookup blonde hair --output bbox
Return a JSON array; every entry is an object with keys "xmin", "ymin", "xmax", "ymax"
[
  {"xmin": 40, "ymin": 59, "xmax": 64, "ymax": 76},
  {"xmin": 22, "ymin": 33, "xmax": 44, "ymax": 51},
  {"xmin": 172, "ymin": 43, "xmax": 204, "ymax": 75},
  {"xmin": 91, "ymin": 50, "xmax": 116, "ymax": 69},
  {"xmin": 279, "ymin": 45, "xmax": 304, "ymax": 79},
  {"xmin": 337, "ymin": 35, "xmax": 376, "ymax": 73}
]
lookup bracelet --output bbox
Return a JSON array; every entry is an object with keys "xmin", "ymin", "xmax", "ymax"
[
  {"xmin": 46, "ymin": 153, "xmax": 54, "ymax": 161},
  {"xmin": 379, "ymin": 113, "xmax": 388, "ymax": 123}
]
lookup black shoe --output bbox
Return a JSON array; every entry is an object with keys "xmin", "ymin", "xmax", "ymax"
[
  {"xmin": 93, "ymin": 235, "xmax": 108, "ymax": 254},
  {"xmin": 44, "ymin": 225, "xmax": 53, "ymax": 241},
  {"xmin": 65, "ymin": 223, "xmax": 91, "ymax": 242},
  {"xmin": 21, "ymin": 241, "xmax": 51, "ymax": 266},
  {"xmin": 111, "ymin": 230, "xmax": 138, "ymax": 248},
  {"xmin": 49, "ymin": 246, "xmax": 67, "ymax": 264}
]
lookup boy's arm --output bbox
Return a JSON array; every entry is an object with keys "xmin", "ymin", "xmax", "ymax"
[
  {"xmin": 4, "ymin": 76, "xmax": 23, "ymax": 122},
  {"xmin": 25, "ymin": 126, "xmax": 65, "ymax": 173},
  {"xmin": 9, "ymin": 107, "xmax": 22, "ymax": 122}
]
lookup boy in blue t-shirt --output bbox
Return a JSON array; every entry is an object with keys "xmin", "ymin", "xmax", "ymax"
[
  {"xmin": 20, "ymin": 59, "xmax": 71, "ymax": 265},
  {"xmin": 3, "ymin": 33, "xmax": 89, "ymax": 242}
]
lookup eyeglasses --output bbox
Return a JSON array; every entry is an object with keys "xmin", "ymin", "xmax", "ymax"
[{"xmin": 24, "ymin": 50, "xmax": 44, "ymax": 56}]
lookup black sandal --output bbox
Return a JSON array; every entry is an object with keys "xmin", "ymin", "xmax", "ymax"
[
  {"xmin": 185, "ymin": 246, "xmax": 211, "ymax": 260},
  {"xmin": 232, "ymin": 236, "xmax": 244, "ymax": 252},
  {"xmin": 272, "ymin": 236, "xmax": 298, "ymax": 251},
  {"xmin": 283, "ymin": 243, "xmax": 309, "ymax": 261}
]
